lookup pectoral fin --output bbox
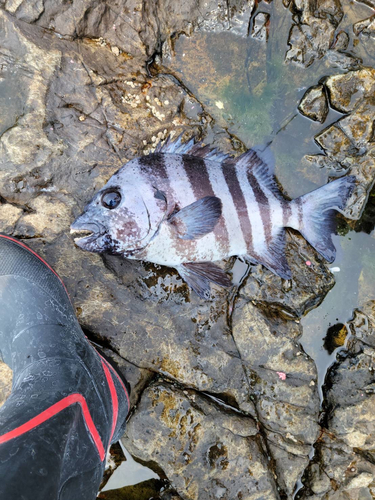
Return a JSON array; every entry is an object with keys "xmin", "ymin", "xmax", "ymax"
[
  {"xmin": 177, "ymin": 261, "xmax": 232, "ymax": 299},
  {"xmin": 168, "ymin": 196, "xmax": 222, "ymax": 240}
]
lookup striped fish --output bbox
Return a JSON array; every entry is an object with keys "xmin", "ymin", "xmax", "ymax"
[{"xmin": 70, "ymin": 136, "xmax": 356, "ymax": 298}]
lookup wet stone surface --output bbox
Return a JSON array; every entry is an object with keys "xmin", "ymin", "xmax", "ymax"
[
  {"xmin": 299, "ymin": 301, "xmax": 375, "ymax": 499},
  {"xmin": 122, "ymin": 382, "xmax": 279, "ymax": 500},
  {"xmin": 298, "ymin": 85, "xmax": 329, "ymax": 123},
  {"xmin": 0, "ymin": 1, "xmax": 374, "ymax": 499}
]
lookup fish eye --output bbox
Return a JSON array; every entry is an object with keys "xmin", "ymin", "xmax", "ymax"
[{"xmin": 101, "ymin": 190, "xmax": 121, "ymax": 209}]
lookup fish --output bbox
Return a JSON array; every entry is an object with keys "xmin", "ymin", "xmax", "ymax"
[{"xmin": 70, "ymin": 135, "xmax": 356, "ymax": 299}]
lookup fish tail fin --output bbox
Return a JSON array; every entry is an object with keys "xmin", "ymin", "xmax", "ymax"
[{"xmin": 290, "ymin": 176, "xmax": 356, "ymax": 262}]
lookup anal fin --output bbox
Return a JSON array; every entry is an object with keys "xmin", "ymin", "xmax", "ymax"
[
  {"xmin": 177, "ymin": 261, "xmax": 232, "ymax": 299},
  {"xmin": 250, "ymin": 230, "xmax": 292, "ymax": 280}
]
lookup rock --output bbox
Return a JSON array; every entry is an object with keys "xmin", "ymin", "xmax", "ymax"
[
  {"xmin": 343, "ymin": 150, "xmax": 375, "ymax": 220},
  {"xmin": 325, "ymin": 68, "xmax": 375, "ymax": 113},
  {"xmin": 337, "ymin": 98, "xmax": 375, "ymax": 148},
  {"xmin": 240, "ymin": 231, "xmax": 336, "ymax": 319},
  {"xmin": 122, "ymin": 381, "xmax": 280, "ymax": 500},
  {"xmin": 285, "ymin": 0, "xmax": 343, "ymax": 68},
  {"xmin": 0, "ymin": 202, "xmax": 23, "ymax": 234},
  {"xmin": 251, "ymin": 12, "xmax": 270, "ymax": 42},
  {"xmin": 0, "ymin": 1, "xmax": 374, "ymax": 498},
  {"xmin": 325, "ymin": 49, "xmax": 361, "ymax": 71},
  {"xmin": 314, "ymin": 124, "xmax": 358, "ymax": 159},
  {"xmin": 4, "ymin": 0, "xmax": 255, "ymax": 61},
  {"xmin": 0, "ymin": 362, "xmax": 12, "ymax": 408},
  {"xmin": 302, "ymin": 154, "xmax": 347, "ymax": 176},
  {"xmin": 331, "ymin": 30, "xmax": 349, "ymax": 51},
  {"xmin": 298, "ymin": 84, "xmax": 329, "ymax": 123},
  {"xmin": 354, "ymin": 15, "xmax": 375, "ymax": 38},
  {"xmin": 300, "ymin": 301, "xmax": 375, "ymax": 499},
  {"xmin": 303, "ymin": 69, "xmax": 375, "ymax": 221},
  {"xmin": 232, "ymin": 300, "xmax": 320, "ymax": 496}
]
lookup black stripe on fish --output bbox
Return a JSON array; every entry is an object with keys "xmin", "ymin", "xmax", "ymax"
[
  {"xmin": 139, "ymin": 154, "xmax": 177, "ymax": 215},
  {"xmin": 247, "ymin": 170, "xmax": 272, "ymax": 246},
  {"xmin": 222, "ymin": 162, "xmax": 254, "ymax": 254},
  {"xmin": 139, "ymin": 153, "xmax": 168, "ymax": 178},
  {"xmin": 182, "ymin": 155, "xmax": 230, "ymax": 252}
]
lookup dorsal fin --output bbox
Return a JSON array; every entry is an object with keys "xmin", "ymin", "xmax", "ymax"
[
  {"xmin": 225, "ymin": 145, "xmax": 283, "ymax": 200},
  {"xmin": 155, "ymin": 134, "xmax": 231, "ymax": 163}
]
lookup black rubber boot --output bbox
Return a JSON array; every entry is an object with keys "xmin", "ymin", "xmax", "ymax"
[{"xmin": 0, "ymin": 235, "xmax": 130, "ymax": 500}]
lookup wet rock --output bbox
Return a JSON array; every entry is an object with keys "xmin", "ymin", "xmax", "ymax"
[
  {"xmin": 4, "ymin": 0, "xmax": 255, "ymax": 61},
  {"xmin": 0, "ymin": 202, "xmax": 23, "ymax": 234},
  {"xmin": 331, "ymin": 30, "xmax": 349, "ymax": 51},
  {"xmin": 0, "ymin": 2, "xmax": 373, "ymax": 499},
  {"xmin": 303, "ymin": 68, "xmax": 375, "ymax": 220},
  {"xmin": 286, "ymin": 0, "xmax": 343, "ymax": 68},
  {"xmin": 251, "ymin": 12, "xmax": 270, "ymax": 42},
  {"xmin": 0, "ymin": 362, "xmax": 12, "ymax": 408},
  {"xmin": 0, "ymin": 9, "xmax": 253, "ymax": 411},
  {"xmin": 314, "ymin": 124, "xmax": 358, "ymax": 159},
  {"xmin": 298, "ymin": 84, "xmax": 329, "ymax": 123},
  {"xmin": 240, "ymin": 231, "xmax": 336, "ymax": 319},
  {"xmin": 342, "ymin": 150, "xmax": 375, "ymax": 220},
  {"xmin": 122, "ymin": 381, "xmax": 279, "ymax": 500},
  {"xmin": 354, "ymin": 15, "xmax": 375, "ymax": 38},
  {"xmin": 31, "ymin": 236, "xmax": 253, "ymax": 414},
  {"xmin": 337, "ymin": 98, "xmax": 375, "ymax": 148},
  {"xmin": 300, "ymin": 302, "xmax": 375, "ymax": 499},
  {"xmin": 232, "ymin": 300, "xmax": 320, "ymax": 496},
  {"xmin": 325, "ymin": 49, "xmax": 361, "ymax": 71},
  {"xmin": 325, "ymin": 68, "xmax": 375, "ymax": 113}
]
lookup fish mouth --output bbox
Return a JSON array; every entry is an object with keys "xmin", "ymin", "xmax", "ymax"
[{"xmin": 70, "ymin": 221, "xmax": 104, "ymax": 246}]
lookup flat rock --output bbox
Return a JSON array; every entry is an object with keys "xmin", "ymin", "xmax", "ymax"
[
  {"xmin": 0, "ymin": 362, "xmax": 12, "ymax": 408},
  {"xmin": 314, "ymin": 124, "xmax": 358, "ymax": 159},
  {"xmin": 354, "ymin": 15, "xmax": 375, "ymax": 38},
  {"xmin": 298, "ymin": 84, "xmax": 329, "ymax": 123},
  {"xmin": 232, "ymin": 300, "xmax": 320, "ymax": 496},
  {"xmin": 337, "ymin": 98, "xmax": 375, "ymax": 148},
  {"xmin": 240, "ymin": 231, "xmax": 336, "ymax": 319},
  {"xmin": 122, "ymin": 381, "xmax": 279, "ymax": 500},
  {"xmin": 325, "ymin": 68, "xmax": 375, "ymax": 113}
]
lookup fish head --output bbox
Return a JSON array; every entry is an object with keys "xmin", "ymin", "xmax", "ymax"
[{"xmin": 70, "ymin": 172, "xmax": 167, "ymax": 257}]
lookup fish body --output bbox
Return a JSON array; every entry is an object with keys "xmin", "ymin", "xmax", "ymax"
[{"xmin": 71, "ymin": 136, "xmax": 355, "ymax": 298}]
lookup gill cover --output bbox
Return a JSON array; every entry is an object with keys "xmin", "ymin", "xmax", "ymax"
[{"xmin": 72, "ymin": 165, "xmax": 167, "ymax": 256}]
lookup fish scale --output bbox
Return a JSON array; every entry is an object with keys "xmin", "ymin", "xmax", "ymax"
[{"xmin": 71, "ymin": 135, "xmax": 356, "ymax": 299}]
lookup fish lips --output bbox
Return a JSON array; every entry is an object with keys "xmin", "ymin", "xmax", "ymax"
[{"xmin": 70, "ymin": 219, "xmax": 105, "ymax": 251}]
